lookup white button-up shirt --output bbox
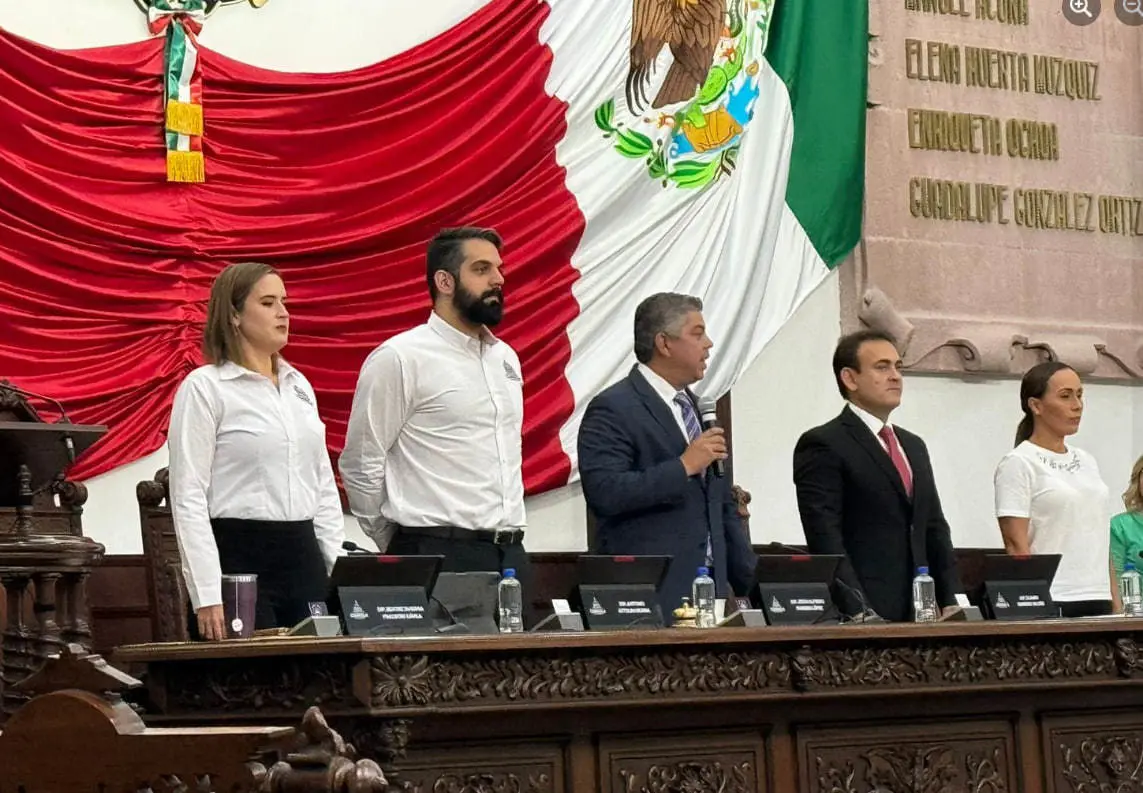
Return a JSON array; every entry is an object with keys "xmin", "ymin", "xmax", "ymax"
[
  {"xmin": 848, "ymin": 402, "xmax": 913, "ymax": 478},
  {"xmin": 168, "ymin": 360, "xmax": 345, "ymax": 610},
  {"xmin": 339, "ymin": 312, "xmax": 526, "ymax": 549},
  {"xmin": 636, "ymin": 363, "xmax": 691, "ymax": 441}
]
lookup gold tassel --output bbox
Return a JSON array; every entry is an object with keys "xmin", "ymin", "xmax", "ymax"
[
  {"xmin": 166, "ymin": 100, "xmax": 204, "ymax": 136},
  {"xmin": 166, "ymin": 150, "xmax": 205, "ymax": 183}
]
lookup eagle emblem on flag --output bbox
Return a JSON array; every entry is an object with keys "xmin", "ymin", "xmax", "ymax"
[{"xmin": 594, "ymin": 0, "xmax": 774, "ymax": 190}]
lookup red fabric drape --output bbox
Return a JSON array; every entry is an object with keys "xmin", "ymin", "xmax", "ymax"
[{"xmin": 0, "ymin": 0, "xmax": 584, "ymax": 492}]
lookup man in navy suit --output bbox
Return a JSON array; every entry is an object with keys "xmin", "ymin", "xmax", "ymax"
[
  {"xmin": 577, "ymin": 293, "xmax": 756, "ymax": 621},
  {"xmin": 793, "ymin": 330, "xmax": 961, "ymax": 622}
]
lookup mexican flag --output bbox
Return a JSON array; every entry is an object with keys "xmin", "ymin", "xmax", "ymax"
[{"xmin": 0, "ymin": 0, "xmax": 866, "ymax": 494}]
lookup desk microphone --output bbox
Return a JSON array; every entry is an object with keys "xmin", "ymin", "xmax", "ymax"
[
  {"xmin": 0, "ymin": 381, "xmax": 77, "ymax": 464},
  {"xmin": 833, "ymin": 577, "xmax": 886, "ymax": 623},
  {"xmin": 342, "ymin": 540, "xmax": 374, "ymax": 555},
  {"xmin": 697, "ymin": 398, "xmax": 724, "ymax": 478}
]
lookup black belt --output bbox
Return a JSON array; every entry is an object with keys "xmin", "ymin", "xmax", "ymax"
[{"xmin": 397, "ymin": 525, "xmax": 524, "ymax": 545}]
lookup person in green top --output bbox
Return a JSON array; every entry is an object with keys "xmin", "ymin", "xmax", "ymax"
[{"xmin": 1110, "ymin": 454, "xmax": 1143, "ymax": 577}]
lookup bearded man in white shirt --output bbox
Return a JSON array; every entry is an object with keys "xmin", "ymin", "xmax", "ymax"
[{"xmin": 339, "ymin": 227, "xmax": 528, "ymax": 586}]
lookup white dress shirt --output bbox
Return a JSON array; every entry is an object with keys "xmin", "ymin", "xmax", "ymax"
[
  {"xmin": 636, "ymin": 363, "xmax": 691, "ymax": 441},
  {"xmin": 168, "ymin": 360, "xmax": 345, "ymax": 611},
  {"xmin": 339, "ymin": 312, "xmax": 526, "ymax": 549},
  {"xmin": 847, "ymin": 402, "xmax": 913, "ymax": 479}
]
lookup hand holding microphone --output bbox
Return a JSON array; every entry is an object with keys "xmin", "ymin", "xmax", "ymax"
[{"xmin": 680, "ymin": 398, "xmax": 727, "ymax": 478}]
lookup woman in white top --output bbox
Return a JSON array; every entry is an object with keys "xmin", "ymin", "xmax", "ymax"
[
  {"xmin": 168, "ymin": 262, "xmax": 345, "ymax": 640},
  {"xmin": 993, "ymin": 361, "xmax": 1118, "ymax": 617}
]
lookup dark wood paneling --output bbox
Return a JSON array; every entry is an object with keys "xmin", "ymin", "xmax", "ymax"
[
  {"xmin": 87, "ymin": 555, "xmax": 152, "ymax": 653},
  {"xmin": 116, "ymin": 621, "xmax": 1143, "ymax": 793},
  {"xmin": 88, "ymin": 555, "xmax": 149, "ymax": 609},
  {"xmin": 799, "ymin": 720, "xmax": 1017, "ymax": 793},
  {"xmin": 400, "ymin": 741, "xmax": 566, "ymax": 793},
  {"xmin": 1042, "ymin": 711, "xmax": 1143, "ymax": 793},
  {"xmin": 599, "ymin": 731, "xmax": 766, "ymax": 793}
]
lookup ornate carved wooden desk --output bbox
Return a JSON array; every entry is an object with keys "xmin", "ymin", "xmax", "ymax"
[{"xmin": 116, "ymin": 620, "xmax": 1143, "ymax": 793}]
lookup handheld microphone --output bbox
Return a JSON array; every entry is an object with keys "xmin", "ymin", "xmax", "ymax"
[
  {"xmin": 697, "ymin": 398, "xmax": 724, "ymax": 478},
  {"xmin": 0, "ymin": 380, "xmax": 77, "ymax": 463},
  {"xmin": 342, "ymin": 540, "xmax": 373, "ymax": 555}
]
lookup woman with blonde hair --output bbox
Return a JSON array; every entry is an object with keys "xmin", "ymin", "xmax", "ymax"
[
  {"xmin": 1111, "ymin": 454, "xmax": 1143, "ymax": 577},
  {"xmin": 168, "ymin": 262, "xmax": 344, "ymax": 640}
]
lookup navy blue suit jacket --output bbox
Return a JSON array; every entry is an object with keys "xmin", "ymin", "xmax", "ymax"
[{"xmin": 577, "ymin": 366, "xmax": 757, "ymax": 621}]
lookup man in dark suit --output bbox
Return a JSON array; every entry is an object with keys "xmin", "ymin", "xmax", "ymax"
[
  {"xmin": 577, "ymin": 293, "xmax": 756, "ymax": 621},
  {"xmin": 793, "ymin": 330, "xmax": 960, "ymax": 622}
]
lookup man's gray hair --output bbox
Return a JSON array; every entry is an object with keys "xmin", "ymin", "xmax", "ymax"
[{"xmin": 633, "ymin": 292, "xmax": 703, "ymax": 364}]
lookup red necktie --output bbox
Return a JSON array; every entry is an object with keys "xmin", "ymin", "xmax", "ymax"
[{"xmin": 878, "ymin": 425, "xmax": 913, "ymax": 497}]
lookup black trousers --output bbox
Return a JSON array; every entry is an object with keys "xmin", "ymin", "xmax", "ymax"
[
  {"xmin": 190, "ymin": 518, "xmax": 329, "ymax": 636},
  {"xmin": 387, "ymin": 530, "xmax": 532, "ymax": 623},
  {"xmin": 1058, "ymin": 599, "xmax": 1113, "ymax": 618}
]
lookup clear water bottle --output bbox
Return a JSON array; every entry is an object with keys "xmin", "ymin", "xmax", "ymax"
[
  {"xmin": 1120, "ymin": 562, "xmax": 1142, "ymax": 617},
  {"xmin": 692, "ymin": 567, "xmax": 716, "ymax": 628},
  {"xmin": 912, "ymin": 566, "xmax": 938, "ymax": 623},
  {"xmin": 498, "ymin": 568, "xmax": 523, "ymax": 633}
]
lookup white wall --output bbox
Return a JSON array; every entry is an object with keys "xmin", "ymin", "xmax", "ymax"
[{"xmin": 0, "ymin": 0, "xmax": 489, "ymax": 69}]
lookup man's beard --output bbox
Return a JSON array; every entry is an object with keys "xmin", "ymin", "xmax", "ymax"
[{"xmin": 453, "ymin": 282, "xmax": 504, "ymax": 327}]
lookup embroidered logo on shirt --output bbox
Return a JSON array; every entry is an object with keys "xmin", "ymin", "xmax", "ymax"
[
  {"xmin": 293, "ymin": 384, "xmax": 314, "ymax": 406},
  {"xmin": 503, "ymin": 360, "xmax": 521, "ymax": 382},
  {"xmin": 1034, "ymin": 450, "xmax": 1081, "ymax": 472}
]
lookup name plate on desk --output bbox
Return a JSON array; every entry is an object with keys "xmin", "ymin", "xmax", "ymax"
[
  {"xmin": 982, "ymin": 580, "xmax": 1055, "ymax": 620},
  {"xmin": 759, "ymin": 583, "xmax": 831, "ymax": 625},
  {"xmin": 337, "ymin": 585, "xmax": 432, "ymax": 636},
  {"xmin": 577, "ymin": 584, "xmax": 663, "ymax": 630}
]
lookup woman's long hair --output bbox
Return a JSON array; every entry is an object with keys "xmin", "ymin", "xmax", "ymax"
[
  {"xmin": 1015, "ymin": 361, "xmax": 1076, "ymax": 447},
  {"xmin": 1124, "ymin": 454, "xmax": 1143, "ymax": 513},
  {"xmin": 203, "ymin": 262, "xmax": 280, "ymax": 368}
]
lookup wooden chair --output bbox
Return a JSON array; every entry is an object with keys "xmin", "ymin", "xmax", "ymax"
[{"xmin": 136, "ymin": 467, "xmax": 189, "ymax": 643}]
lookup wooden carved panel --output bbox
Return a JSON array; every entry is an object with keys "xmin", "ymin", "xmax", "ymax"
[
  {"xmin": 600, "ymin": 732, "xmax": 765, "ymax": 793},
  {"xmin": 397, "ymin": 742, "xmax": 563, "ymax": 793},
  {"xmin": 1044, "ymin": 713, "xmax": 1143, "ymax": 793},
  {"xmin": 149, "ymin": 636, "xmax": 1143, "ymax": 720},
  {"xmin": 365, "ymin": 651, "xmax": 791, "ymax": 709},
  {"xmin": 802, "ymin": 721, "xmax": 1014, "ymax": 793},
  {"xmin": 164, "ymin": 656, "xmax": 361, "ymax": 714}
]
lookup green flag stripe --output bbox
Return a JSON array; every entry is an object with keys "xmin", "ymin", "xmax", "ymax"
[
  {"xmin": 165, "ymin": 25, "xmax": 186, "ymax": 103},
  {"xmin": 765, "ymin": 0, "xmax": 868, "ymax": 269}
]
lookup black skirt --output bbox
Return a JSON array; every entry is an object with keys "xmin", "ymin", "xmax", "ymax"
[{"xmin": 208, "ymin": 517, "xmax": 329, "ymax": 630}]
